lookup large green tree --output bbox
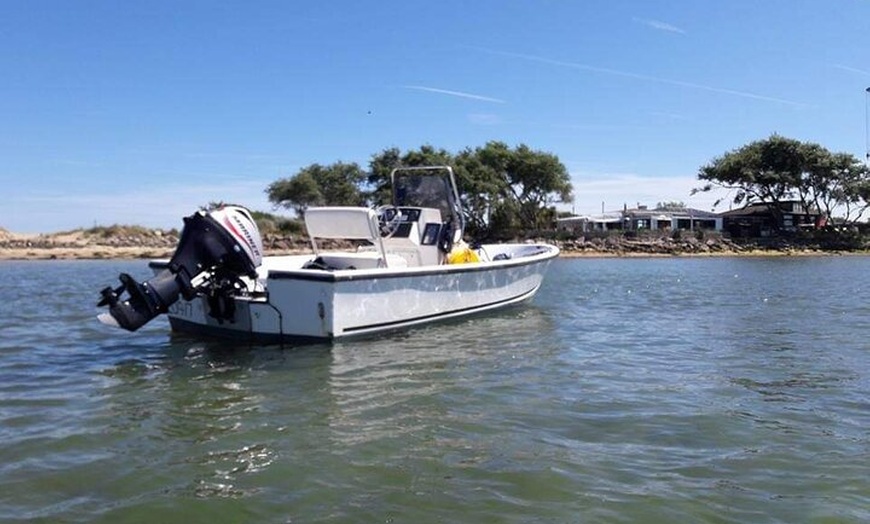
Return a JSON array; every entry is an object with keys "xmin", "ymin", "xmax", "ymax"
[
  {"xmin": 695, "ymin": 134, "xmax": 870, "ymax": 227},
  {"xmin": 806, "ymin": 151, "xmax": 870, "ymax": 224},
  {"xmin": 267, "ymin": 162, "xmax": 367, "ymax": 216},
  {"xmin": 452, "ymin": 147, "xmax": 507, "ymax": 238},
  {"xmin": 474, "ymin": 141, "xmax": 573, "ymax": 232},
  {"xmin": 269, "ymin": 143, "xmax": 572, "ymax": 238}
]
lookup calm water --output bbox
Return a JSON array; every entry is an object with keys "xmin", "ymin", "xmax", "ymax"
[{"xmin": 0, "ymin": 257, "xmax": 867, "ymax": 523}]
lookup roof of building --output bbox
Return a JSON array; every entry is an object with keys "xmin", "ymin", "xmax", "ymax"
[
  {"xmin": 623, "ymin": 207, "xmax": 720, "ymax": 219},
  {"xmin": 719, "ymin": 201, "xmax": 820, "ymax": 217},
  {"xmin": 556, "ymin": 213, "xmax": 624, "ymax": 223},
  {"xmin": 558, "ymin": 207, "xmax": 722, "ymax": 223}
]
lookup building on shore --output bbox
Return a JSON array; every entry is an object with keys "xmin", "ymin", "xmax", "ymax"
[
  {"xmin": 718, "ymin": 201, "xmax": 824, "ymax": 238},
  {"xmin": 556, "ymin": 205, "xmax": 722, "ymax": 234}
]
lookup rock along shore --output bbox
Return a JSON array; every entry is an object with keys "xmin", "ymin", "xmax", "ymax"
[{"xmin": 0, "ymin": 227, "xmax": 864, "ymax": 261}]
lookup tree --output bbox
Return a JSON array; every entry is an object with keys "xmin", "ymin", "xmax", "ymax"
[
  {"xmin": 806, "ymin": 151, "xmax": 870, "ymax": 224},
  {"xmin": 269, "ymin": 143, "xmax": 572, "ymax": 239},
  {"xmin": 367, "ymin": 147, "xmax": 403, "ymax": 206},
  {"xmin": 655, "ymin": 201, "xmax": 686, "ymax": 211},
  {"xmin": 488, "ymin": 199, "xmax": 521, "ymax": 240},
  {"xmin": 267, "ymin": 162, "xmax": 367, "ymax": 216},
  {"xmin": 453, "ymin": 147, "xmax": 506, "ymax": 238},
  {"xmin": 474, "ymin": 142, "xmax": 573, "ymax": 232},
  {"xmin": 694, "ymin": 134, "xmax": 870, "ymax": 228},
  {"xmin": 265, "ymin": 172, "xmax": 320, "ymax": 216}
]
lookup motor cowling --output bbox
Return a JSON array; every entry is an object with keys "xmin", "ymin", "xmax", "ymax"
[{"xmin": 97, "ymin": 206, "xmax": 263, "ymax": 332}]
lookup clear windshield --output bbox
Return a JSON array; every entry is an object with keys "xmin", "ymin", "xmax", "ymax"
[
  {"xmin": 391, "ymin": 167, "xmax": 465, "ymax": 238},
  {"xmin": 393, "ymin": 173, "xmax": 453, "ymax": 214}
]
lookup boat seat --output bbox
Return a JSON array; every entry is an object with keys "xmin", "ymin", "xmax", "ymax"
[
  {"xmin": 305, "ymin": 207, "xmax": 381, "ymax": 241},
  {"xmin": 308, "ymin": 252, "xmax": 408, "ymax": 270},
  {"xmin": 304, "ymin": 207, "xmax": 391, "ymax": 267}
]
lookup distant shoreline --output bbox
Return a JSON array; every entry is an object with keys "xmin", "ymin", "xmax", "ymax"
[
  {"xmin": 1, "ymin": 244, "xmax": 865, "ymax": 261},
  {"xmin": 3, "ymin": 226, "xmax": 867, "ymax": 261}
]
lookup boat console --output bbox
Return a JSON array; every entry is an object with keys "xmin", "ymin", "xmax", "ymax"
[
  {"xmin": 378, "ymin": 166, "xmax": 465, "ymax": 266},
  {"xmin": 378, "ymin": 206, "xmax": 449, "ymax": 267}
]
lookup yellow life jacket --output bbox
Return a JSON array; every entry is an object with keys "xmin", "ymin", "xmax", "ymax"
[{"xmin": 446, "ymin": 242, "xmax": 480, "ymax": 264}]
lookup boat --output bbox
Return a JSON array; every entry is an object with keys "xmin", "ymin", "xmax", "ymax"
[{"xmin": 96, "ymin": 166, "xmax": 559, "ymax": 342}]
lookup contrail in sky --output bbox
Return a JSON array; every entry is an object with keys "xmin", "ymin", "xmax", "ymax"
[
  {"xmin": 633, "ymin": 17, "xmax": 686, "ymax": 34},
  {"xmin": 401, "ymin": 85, "xmax": 506, "ymax": 104},
  {"xmin": 833, "ymin": 64, "xmax": 870, "ymax": 77},
  {"xmin": 472, "ymin": 47, "xmax": 808, "ymax": 108}
]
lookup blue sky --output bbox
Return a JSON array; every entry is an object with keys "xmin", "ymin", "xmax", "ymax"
[{"xmin": 3, "ymin": 0, "xmax": 870, "ymax": 233}]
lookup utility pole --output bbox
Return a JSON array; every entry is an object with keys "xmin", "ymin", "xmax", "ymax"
[{"xmin": 865, "ymin": 87, "xmax": 870, "ymax": 163}]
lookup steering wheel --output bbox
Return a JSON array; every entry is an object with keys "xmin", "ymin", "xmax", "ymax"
[{"xmin": 376, "ymin": 205, "xmax": 403, "ymax": 237}]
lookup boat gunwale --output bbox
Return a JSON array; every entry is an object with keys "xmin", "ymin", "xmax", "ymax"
[{"xmin": 149, "ymin": 244, "xmax": 560, "ymax": 283}]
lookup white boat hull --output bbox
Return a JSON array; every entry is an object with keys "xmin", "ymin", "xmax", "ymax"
[{"xmin": 156, "ymin": 243, "xmax": 558, "ymax": 342}]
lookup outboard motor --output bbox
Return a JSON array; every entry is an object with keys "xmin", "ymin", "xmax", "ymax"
[{"xmin": 97, "ymin": 206, "xmax": 263, "ymax": 332}]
